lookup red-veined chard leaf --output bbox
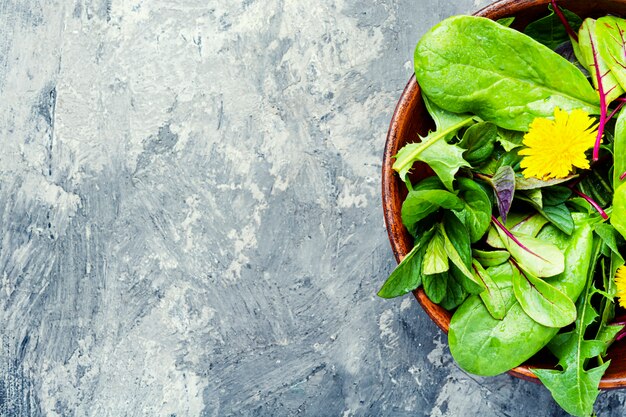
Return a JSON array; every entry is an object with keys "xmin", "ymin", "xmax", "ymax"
[
  {"xmin": 596, "ymin": 16, "xmax": 626, "ymax": 96},
  {"xmin": 491, "ymin": 217, "xmax": 565, "ymax": 277}
]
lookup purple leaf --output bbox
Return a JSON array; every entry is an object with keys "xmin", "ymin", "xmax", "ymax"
[{"xmin": 491, "ymin": 165, "xmax": 516, "ymax": 223}]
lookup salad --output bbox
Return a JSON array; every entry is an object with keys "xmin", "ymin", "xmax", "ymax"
[{"xmin": 379, "ymin": 2, "xmax": 626, "ymax": 416}]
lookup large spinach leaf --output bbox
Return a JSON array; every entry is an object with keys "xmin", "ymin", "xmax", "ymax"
[{"xmin": 414, "ymin": 16, "xmax": 599, "ymax": 131}]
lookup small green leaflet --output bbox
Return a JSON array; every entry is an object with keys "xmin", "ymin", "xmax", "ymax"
[
  {"xmin": 511, "ymin": 262, "xmax": 576, "ymax": 328},
  {"xmin": 523, "ymin": 4, "xmax": 583, "ymax": 50},
  {"xmin": 423, "ymin": 231, "xmax": 449, "ymax": 275},
  {"xmin": 378, "ymin": 229, "xmax": 435, "ymax": 298},
  {"xmin": 401, "ymin": 189, "xmax": 463, "ymax": 234},
  {"xmin": 472, "ymin": 249, "xmax": 510, "ymax": 267},
  {"xmin": 456, "ymin": 178, "xmax": 492, "ymax": 243},
  {"xmin": 472, "ymin": 260, "xmax": 505, "ymax": 320}
]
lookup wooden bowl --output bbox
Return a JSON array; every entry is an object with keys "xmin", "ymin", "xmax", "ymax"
[{"xmin": 382, "ymin": 0, "xmax": 626, "ymax": 389}]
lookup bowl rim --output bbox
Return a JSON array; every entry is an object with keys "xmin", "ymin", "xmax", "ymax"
[{"xmin": 381, "ymin": 0, "xmax": 626, "ymax": 389}]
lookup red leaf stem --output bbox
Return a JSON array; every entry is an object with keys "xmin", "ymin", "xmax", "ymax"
[
  {"xmin": 589, "ymin": 32, "xmax": 608, "ymax": 162},
  {"xmin": 551, "ymin": 0, "xmax": 578, "ymax": 42},
  {"xmin": 620, "ymin": 171, "xmax": 626, "ymax": 181},
  {"xmin": 571, "ymin": 188, "xmax": 609, "ymax": 219},
  {"xmin": 608, "ymin": 101, "xmax": 626, "ymax": 120}
]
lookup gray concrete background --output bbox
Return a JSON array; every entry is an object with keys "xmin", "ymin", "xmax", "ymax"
[{"xmin": 1, "ymin": 0, "xmax": 626, "ymax": 416}]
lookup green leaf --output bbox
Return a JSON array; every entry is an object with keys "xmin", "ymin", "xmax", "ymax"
[
  {"xmin": 541, "ymin": 204, "xmax": 575, "ymax": 235},
  {"xmin": 378, "ymin": 229, "xmax": 435, "ymax": 298},
  {"xmin": 472, "ymin": 249, "xmax": 510, "ymax": 267},
  {"xmin": 439, "ymin": 268, "xmax": 470, "ymax": 310},
  {"xmin": 533, "ymin": 241, "xmax": 609, "ymax": 417},
  {"xmin": 515, "ymin": 175, "xmax": 578, "ymax": 190},
  {"xmin": 456, "ymin": 178, "xmax": 492, "ymax": 243},
  {"xmin": 423, "ymin": 272, "xmax": 447, "ymax": 304},
  {"xmin": 472, "ymin": 260, "xmax": 506, "ymax": 320},
  {"xmin": 449, "ymin": 215, "xmax": 594, "ymax": 376},
  {"xmin": 392, "ymin": 117, "xmax": 473, "ymax": 186},
  {"xmin": 510, "ymin": 213, "xmax": 549, "ymax": 237},
  {"xmin": 596, "ymin": 16, "xmax": 626, "ymax": 98},
  {"xmin": 523, "ymin": 4, "xmax": 583, "ymax": 50},
  {"xmin": 414, "ymin": 16, "xmax": 599, "ymax": 132},
  {"xmin": 542, "ymin": 186, "xmax": 572, "ymax": 206},
  {"xmin": 511, "ymin": 263, "xmax": 576, "ymax": 328},
  {"xmin": 423, "ymin": 231, "xmax": 448, "ymax": 275},
  {"xmin": 611, "ymin": 183, "xmax": 626, "ymax": 241},
  {"xmin": 422, "ymin": 93, "xmax": 472, "ymax": 132},
  {"xmin": 458, "ymin": 122, "xmax": 498, "ymax": 165},
  {"xmin": 497, "ymin": 128, "xmax": 524, "ymax": 152},
  {"xmin": 578, "ymin": 18, "xmax": 625, "ymax": 104},
  {"xmin": 496, "ymin": 17, "xmax": 515, "ymax": 27},
  {"xmin": 594, "ymin": 223, "xmax": 624, "ymax": 263},
  {"xmin": 614, "ymin": 107, "xmax": 626, "ymax": 188},
  {"xmin": 440, "ymin": 214, "xmax": 482, "ymax": 288},
  {"xmin": 493, "ymin": 221, "xmax": 565, "ymax": 278},
  {"xmin": 401, "ymin": 189, "xmax": 463, "ymax": 234}
]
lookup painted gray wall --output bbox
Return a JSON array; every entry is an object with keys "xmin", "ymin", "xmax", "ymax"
[{"xmin": 1, "ymin": 0, "xmax": 625, "ymax": 416}]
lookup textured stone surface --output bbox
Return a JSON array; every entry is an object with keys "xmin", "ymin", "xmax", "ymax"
[{"xmin": 1, "ymin": 0, "xmax": 626, "ymax": 416}]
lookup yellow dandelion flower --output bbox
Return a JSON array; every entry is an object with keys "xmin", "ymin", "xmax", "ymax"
[
  {"xmin": 519, "ymin": 107, "xmax": 598, "ymax": 180},
  {"xmin": 616, "ymin": 266, "xmax": 626, "ymax": 309}
]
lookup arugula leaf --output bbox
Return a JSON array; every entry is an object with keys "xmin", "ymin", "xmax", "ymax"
[
  {"xmin": 524, "ymin": 4, "xmax": 583, "ymax": 50},
  {"xmin": 423, "ymin": 231, "xmax": 449, "ymax": 275},
  {"xmin": 378, "ymin": 229, "xmax": 436, "ymax": 298},
  {"xmin": 511, "ymin": 262, "xmax": 576, "ymax": 328},
  {"xmin": 393, "ymin": 117, "xmax": 473, "ymax": 187},
  {"xmin": 491, "ymin": 166, "xmax": 516, "ymax": 223},
  {"xmin": 414, "ymin": 16, "xmax": 599, "ymax": 131},
  {"xmin": 401, "ymin": 189, "xmax": 463, "ymax": 234},
  {"xmin": 533, "ymin": 241, "xmax": 609, "ymax": 417},
  {"xmin": 422, "ymin": 94, "xmax": 472, "ymax": 132},
  {"xmin": 458, "ymin": 122, "xmax": 498, "ymax": 165},
  {"xmin": 456, "ymin": 178, "xmax": 492, "ymax": 243},
  {"xmin": 496, "ymin": 128, "xmax": 524, "ymax": 152}
]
